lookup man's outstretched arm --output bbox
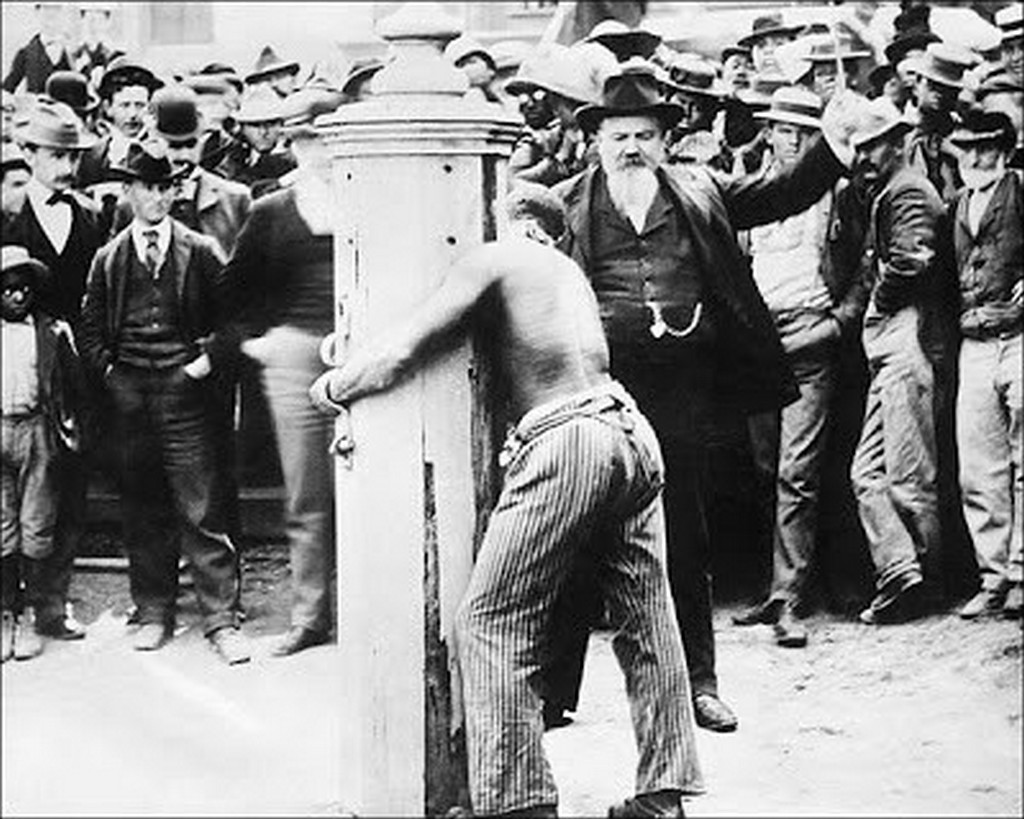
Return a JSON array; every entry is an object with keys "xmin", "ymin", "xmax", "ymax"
[{"xmin": 310, "ymin": 249, "xmax": 498, "ymax": 414}]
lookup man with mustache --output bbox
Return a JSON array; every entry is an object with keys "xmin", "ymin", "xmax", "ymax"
[
  {"xmin": 4, "ymin": 100, "xmax": 104, "ymax": 642},
  {"xmin": 553, "ymin": 60, "xmax": 859, "ymax": 733}
]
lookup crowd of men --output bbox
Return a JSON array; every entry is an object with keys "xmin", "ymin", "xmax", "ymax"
[{"xmin": 1, "ymin": 1, "xmax": 1022, "ymax": 814}]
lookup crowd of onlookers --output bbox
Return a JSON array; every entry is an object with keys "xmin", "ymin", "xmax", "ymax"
[{"xmin": 0, "ymin": 0, "xmax": 1020, "ymax": 688}]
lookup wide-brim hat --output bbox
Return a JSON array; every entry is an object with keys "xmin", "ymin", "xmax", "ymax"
[
  {"xmin": 109, "ymin": 140, "xmax": 189, "ymax": 183},
  {"xmin": 45, "ymin": 70, "xmax": 101, "ymax": 114},
  {"xmin": 14, "ymin": 100, "xmax": 97, "ymax": 150},
  {"xmin": 198, "ymin": 62, "xmax": 244, "ymax": 93},
  {"xmin": 489, "ymin": 40, "xmax": 531, "ymax": 74},
  {"xmin": 505, "ymin": 45, "xmax": 603, "ymax": 105},
  {"xmin": 98, "ymin": 55, "xmax": 163, "ymax": 99},
  {"xmin": 754, "ymin": 85, "xmax": 822, "ymax": 129},
  {"xmin": 341, "ymin": 57, "xmax": 386, "ymax": 98},
  {"xmin": 183, "ymin": 73, "xmax": 233, "ymax": 97},
  {"xmin": 280, "ymin": 85, "xmax": 343, "ymax": 128},
  {"xmin": 585, "ymin": 19, "xmax": 662, "ymax": 62},
  {"xmin": 1, "ymin": 245, "xmax": 52, "ymax": 292},
  {"xmin": 151, "ymin": 84, "xmax": 202, "ymax": 143},
  {"xmin": 575, "ymin": 59, "xmax": 684, "ymax": 135},
  {"xmin": 884, "ymin": 30, "xmax": 941, "ymax": 66},
  {"xmin": 444, "ymin": 35, "xmax": 497, "ymax": 72},
  {"xmin": 666, "ymin": 53, "xmax": 726, "ymax": 99},
  {"xmin": 903, "ymin": 42, "xmax": 978, "ymax": 90},
  {"xmin": 995, "ymin": 4, "xmax": 1023, "ymax": 43},
  {"xmin": 868, "ymin": 63, "xmax": 897, "ymax": 91},
  {"xmin": 245, "ymin": 46, "xmax": 300, "ymax": 85},
  {"xmin": 949, "ymin": 111, "xmax": 1017, "ymax": 151},
  {"xmin": 851, "ymin": 97, "xmax": 913, "ymax": 150},
  {"xmin": 975, "ymin": 68, "xmax": 1024, "ymax": 100},
  {"xmin": 801, "ymin": 33, "xmax": 872, "ymax": 63},
  {"xmin": 234, "ymin": 85, "xmax": 286, "ymax": 124},
  {"xmin": 738, "ymin": 13, "xmax": 803, "ymax": 49}
]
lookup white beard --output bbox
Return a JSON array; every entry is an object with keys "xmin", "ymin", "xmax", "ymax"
[{"xmin": 606, "ymin": 165, "xmax": 658, "ymax": 233}]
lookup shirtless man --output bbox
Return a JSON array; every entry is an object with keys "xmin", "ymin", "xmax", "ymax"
[{"xmin": 310, "ymin": 185, "xmax": 703, "ymax": 818}]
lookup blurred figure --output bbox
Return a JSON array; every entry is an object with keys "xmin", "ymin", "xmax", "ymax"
[
  {"xmin": 800, "ymin": 34, "xmax": 872, "ymax": 102},
  {"xmin": 975, "ymin": 69, "xmax": 1023, "ymax": 168},
  {"xmin": 72, "ymin": 1, "xmax": 119, "ymax": 88},
  {"xmin": 995, "ymin": 5, "xmax": 1022, "ymax": 85},
  {"xmin": 488, "ymin": 39, "xmax": 531, "ymax": 114},
  {"xmin": 244, "ymin": 46, "xmax": 300, "ymax": 100},
  {"xmin": 445, "ymin": 35, "xmax": 499, "ymax": 103},
  {"xmin": 947, "ymin": 111, "xmax": 1022, "ymax": 620},
  {"xmin": 214, "ymin": 85, "xmax": 296, "ymax": 200},
  {"xmin": 663, "ymin": 53, "xmax": 724, "ymax": 165},
  {"xmin": 3, "ymin": 2, "xmax": 73, "ymax": 94},
  {"xmin": 223, "ymin": 107, "xmax": 337, "ymax": 658},
  {"xmin": 1, "ymin": 143, "xmax": 32, "ymax": 226}
]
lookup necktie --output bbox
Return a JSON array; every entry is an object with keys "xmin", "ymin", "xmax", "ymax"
[
  {"xmin": 46, "ymin": 190, "xmax": 73, "ymax": 206},
  {"xmin": 143, "ymin": 229, "xmax": 161, "ymax": 278}
]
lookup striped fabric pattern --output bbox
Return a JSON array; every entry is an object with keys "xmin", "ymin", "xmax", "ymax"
[{"xmin": 455, "ymin": 383, "xmax": 704, "ymax": 814}]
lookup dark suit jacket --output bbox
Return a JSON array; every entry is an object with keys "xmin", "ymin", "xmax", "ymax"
[
  {"xmin": 3, "ymin": 33, "xmax": 71, "ymax": 93},
  {"xmin": 79, "ymin": 220, "xmax": 231, "ymax": 376},
  {"xmin": 555, "ymin": 133, "xmax": 847, "ymax": 415},
  {"xmin": 864, "ymin": 165, "xmax": 956, "ymax": 367},
  {"xmin": 3, "ymin": 190, "xmax": 104, "ymax": 325}
]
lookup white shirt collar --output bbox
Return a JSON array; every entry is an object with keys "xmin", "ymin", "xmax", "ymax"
[
  {"xmin": 26, "ymin": 178, "xmax": 69, "ymax": 210},
  {"xmin": 131, "ymin": 217, "xmax": 172, "ymax": 265}
]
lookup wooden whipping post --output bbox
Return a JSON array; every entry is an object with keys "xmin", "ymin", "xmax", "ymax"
[{"xmin": 315, "ymin": 4, "xmax": 520, "ymax": 815}]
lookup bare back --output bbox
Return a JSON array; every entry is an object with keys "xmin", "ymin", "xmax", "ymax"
[{"xmin": 467, "ymin": 237, "xmax": 611, "ymax": 418}]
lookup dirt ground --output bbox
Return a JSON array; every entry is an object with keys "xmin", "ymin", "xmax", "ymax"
[{"xmin": 2, "ymin": 538, "xmax": 1021, "ymax": 817}]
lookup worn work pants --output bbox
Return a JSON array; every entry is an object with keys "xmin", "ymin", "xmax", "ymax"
[
  {"xmin": 109, "ymin": 364, "xmax": 240, "ymax": 635},
  {"xmin": 2, "ymin": 414, "xmax": 57, "ymax": 561},
  {"xmin": 456, "ymin": 382, "xmax": 703, "ymax": 814},
  {"xmin": 957, "ymin": 333, "xmax": 1023, "ymax": 591},
  {"xmin": 749, "ymin": 350, "xmax": 835, "ymax": 606},
  {"xmin": 851, "ymin": 307, "xmax": 941, "ymax": 597},
  {"xmin": 258, "ymin": 326, "xmax": 335, "ymax": 634}
]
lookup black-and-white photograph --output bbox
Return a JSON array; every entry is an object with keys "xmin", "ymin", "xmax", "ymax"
[{"xmin": 1, "ymin": 1, "xmax": 1021, "ymax": 816}]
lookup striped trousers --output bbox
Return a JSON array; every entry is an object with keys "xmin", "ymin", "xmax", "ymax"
[{"xmin": 455, "ymin": 381, "xmax": 704, "ymax": 814}]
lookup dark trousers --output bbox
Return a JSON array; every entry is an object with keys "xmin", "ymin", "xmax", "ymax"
[{"xmin": 108, "ymin": 365, "xmax": 240, "ymax": 635}]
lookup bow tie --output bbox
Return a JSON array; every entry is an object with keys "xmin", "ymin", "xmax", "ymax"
[{"xmin": 46, "ymin": 190, "xmax": 74, "ymax": 206}]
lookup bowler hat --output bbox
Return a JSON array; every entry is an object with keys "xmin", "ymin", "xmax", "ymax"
[
  {"xmin": 15, "ymin": 100, "xmax": 97, "ymax": 150},
  {"xmin": 949, "ymin": 111, "xmax": 1017, "ymax": 152},
  {"xmin": 585, "ymin": 20, "xmax": 662, "ymax": 62},
  {"xmin": 851, "ymin": 97, "xmax": 913, "ymax": 150},
  {"xmin": 151, "ymin": 84, "xmax": 202, "ymax": 143},
  {"xmin": 45, "ymin": 70, "xmax": 100, "ymax": 114},
  {"xmin": 506, "ymin": 45, "xmax": 603, "ymax": 105},
  {"xmin": 234, "ymin": 85, "xmax": 286, "ymax": 124},
  {"xmin": 754, "ymin": 85, "xmax": 822, "ymax": 130},
  {"xmin": 245, "ymin": 46, "xmax": 300, "ymax": 85},
  {"xmin": 1, "ymin": 246, "xmax": 52, "ymax": 293},
  {"xmin": 738, "ymin": 13, "xmax": 802, "ymax": 50},
  {"xmin": 995, "ymin": 4, "xmax": 1022, "ymax": 44},
  {"xmin": 109, "ymin": 140, "xmax": 188, "ymax": 183},
  {"xmin": 575, "ymin": 58, "xmax": 685, "ymax": 135},
  {"xmin": 868, "ymin": 63, "xmax": 897, "ymax": 95},
  {"xmin": 99, "ymin": 55, "xmax": 163, "ymax": 99},
  {"xmin": 904, "ymin": 42, "xmax": 978, "ymax": 90}
]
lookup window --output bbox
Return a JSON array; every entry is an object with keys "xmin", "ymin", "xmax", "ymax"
[{"xmin": 148, "ymin": 2, "xmax": 213, "ymax": 45}]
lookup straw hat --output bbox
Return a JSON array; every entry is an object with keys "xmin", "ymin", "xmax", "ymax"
[
  {"xmin": 14, "ymin": 100, "xmax": 97, "ymax": 150},
  {"xmin": 754, "ymin": 86, "xmax": 823, "ymax": 130},
  {"xmin": 851, "ymin": 97, "xmax": 913, "ymax": 150}
]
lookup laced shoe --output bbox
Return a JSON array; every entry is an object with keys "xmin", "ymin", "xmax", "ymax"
[{"xmin": 958, "ymin": 588, "xmax": 1007, "ymax": 619}]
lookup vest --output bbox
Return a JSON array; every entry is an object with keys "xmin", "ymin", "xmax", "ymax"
[{"xmin": 117, "ymin": 240, "xmax": 191, "ymax": 370}]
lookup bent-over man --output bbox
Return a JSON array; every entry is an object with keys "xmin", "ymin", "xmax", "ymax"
[{"xmin": 310, "ymin": 185, "xmax": 703, "ymax": 818}]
